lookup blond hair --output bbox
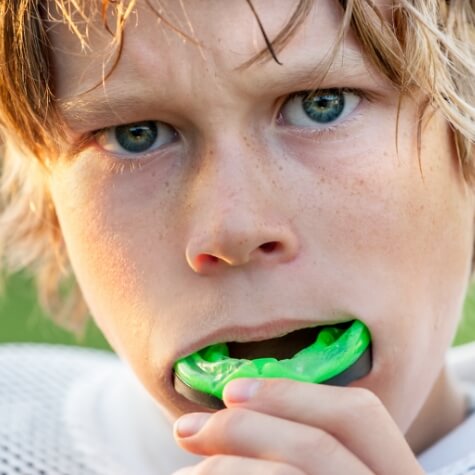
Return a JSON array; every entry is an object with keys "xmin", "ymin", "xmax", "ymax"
[{"xmin": 0, "ymin": 0, "xmax": 474, "ymax": 332}]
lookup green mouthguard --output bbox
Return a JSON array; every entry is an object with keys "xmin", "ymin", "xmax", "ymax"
[{"xmin": 174, "ymin": 319, "xmax": 371, "ymax": 401}]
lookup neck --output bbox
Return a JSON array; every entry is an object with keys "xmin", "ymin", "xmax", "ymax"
[{"xmin": 406, "ymin": 364, "xmax": 468, "ymax": 455}]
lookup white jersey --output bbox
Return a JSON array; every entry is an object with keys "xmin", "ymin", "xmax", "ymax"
[
  {"xmin": 0, "ymin": 344, "xmax": 200, "ymax": 475},
  {"xmin": 417, "ymin": 342, "xmax": 475, "ymax": 474},
  {"xmin": 0, "ymin": 342, "xmax": 475, "ymax": 475}
]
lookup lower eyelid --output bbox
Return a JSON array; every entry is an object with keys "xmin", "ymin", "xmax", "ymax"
[
  {"xmin": 279, "ymin": 112, "xmax": 365, "ymax": 139},
  {"xmin": 83, "ymin": 142, "xmax": 176, "ymax": 175},
  {"xmin": 97, "ymin": 140, "xmax": 180, "ymax": 161}
]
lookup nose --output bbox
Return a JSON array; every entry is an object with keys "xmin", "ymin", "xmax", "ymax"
[
  {"xmin": 186, "ymin": 219, "xmax": 299, "ymax": 273},
  {"xmin": 185, "ymin": 150, "xmax": 299, "ymax": 275}
]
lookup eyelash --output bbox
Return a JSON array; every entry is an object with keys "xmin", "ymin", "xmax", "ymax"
[
  {"xmin": 83, "ymin": 87, "xmax": 372, "ymax": 175},
  {"xmin": 103, "ymin": 158, "xmax": 148, "ymax": 175}
]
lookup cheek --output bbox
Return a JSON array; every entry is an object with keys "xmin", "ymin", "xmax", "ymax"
[
  {"xmin": 285, "ymin": 110, "xmax": 473, "ymax": 316},
  {"xmin": 48, "ymin": 158, "xmax": 185, "ymax": 373}
]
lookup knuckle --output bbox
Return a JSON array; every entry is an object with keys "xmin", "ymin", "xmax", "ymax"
[
  {"xmin": 338, "ymin": 387, "xmax": 386, "ymax": 430},
  {"xmin": 350, "ymin": 387, "xmax": 383, "ymax": 412},
  {"xmin": 295, "ymin": 427, "xmax": 339, "ymax": 460},
  {"xmin": 311, "ymin": 428, "xmax": 340, "ymax": 457}
]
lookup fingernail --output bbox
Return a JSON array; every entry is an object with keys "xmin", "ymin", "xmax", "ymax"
[
  {"xmin": 224, "ymin": 379, "xmax": 261, "ymax": 403},
  {"xmin": 174, "ymin": 413, "xmax": 211, "ymax": 438}
]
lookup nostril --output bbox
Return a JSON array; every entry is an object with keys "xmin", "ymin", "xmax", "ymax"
[
  {"xmin": 259, "ymin": 241, "xmax": 279, "ymax": 253},
  {"xmin": 196, "ymin": 254, "xmax": 219, "ymax": 266}
]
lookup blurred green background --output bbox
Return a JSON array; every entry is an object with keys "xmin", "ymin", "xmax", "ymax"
[
  {"xmin": 0, "ymin": 273, "xmax": 111, "ymax": 350},
  {"xmin": 1, "ymin": 272, "xmax": 475, "ymax": 350}
]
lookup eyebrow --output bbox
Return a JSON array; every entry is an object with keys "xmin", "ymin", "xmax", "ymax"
[
  {"xmin": 59, "ymin": 47, "xmax": 369, "ymax": 131},
  {"xmin": 59, "ymin": 80, "xmax": 168, "ymax": 131},
  {"xmin": 254, "ymin": 47, "xmax": 369, "ymax": 91}
]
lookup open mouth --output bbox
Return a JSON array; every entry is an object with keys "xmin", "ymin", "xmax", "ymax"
[
  {"xmin": 174, "ymin": 319, "xmax": 372, "ymax": 409},
  {"xmin": 227, "ymin": 320, "xmax": 353, "ymax": 360}
]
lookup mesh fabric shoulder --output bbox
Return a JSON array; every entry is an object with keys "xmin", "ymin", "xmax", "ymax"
[{"xmin": 0, "ymin": 343, "xmax": 121, "ymax": 475}]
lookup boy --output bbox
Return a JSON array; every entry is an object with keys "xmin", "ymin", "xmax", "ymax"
[{"xmin": 1, "ymin": 0, "xmax": 475, "ymax": 473}]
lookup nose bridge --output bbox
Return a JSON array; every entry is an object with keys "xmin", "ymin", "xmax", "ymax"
[
  {"xmin": 189, "ymin": 136, "xmax": 269, "ymax": 240},
  {"xmin": 184, "ymin": 136, "xmax": 299, "ymax": 273},
  {"xmin": 203, "ymin": 140, "xmax": 262, "ymax": 217}
]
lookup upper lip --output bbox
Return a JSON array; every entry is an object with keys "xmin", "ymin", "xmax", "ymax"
[{"xmin": 175, "ymin": 317, "xmax": 356, "ymax": 360}]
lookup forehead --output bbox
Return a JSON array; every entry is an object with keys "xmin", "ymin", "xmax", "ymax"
[
  {"xmin": 47, "ymin": 0, "xmax": 340, "ymax": 54},
  {"xmin": 48, "ymin": 1, "xmax": 363, "ymax": 93}
]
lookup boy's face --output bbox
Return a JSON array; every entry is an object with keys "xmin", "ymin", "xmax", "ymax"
[{"xmin": 48, "ymin": 0, "xmax": 474, "ymax": 430}]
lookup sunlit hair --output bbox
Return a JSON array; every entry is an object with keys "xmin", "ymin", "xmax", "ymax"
[{"xmin": 0, "ymin": 0, "xmax": 474, "ymax": 333}]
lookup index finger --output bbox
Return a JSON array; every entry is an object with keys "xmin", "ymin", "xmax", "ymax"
[{"xmin": 223, "ymin": 379, "xmax": 424, "ymax": 475}]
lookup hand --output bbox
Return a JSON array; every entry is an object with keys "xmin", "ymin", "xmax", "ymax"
[{"xmin": 172, "ymin": 378, "xmax": 425, "ymax": 474}]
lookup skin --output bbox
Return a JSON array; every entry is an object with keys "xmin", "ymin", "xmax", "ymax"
[{"xmin": 45, "ymin": 0, "xmax": 474, "ymax": 473}]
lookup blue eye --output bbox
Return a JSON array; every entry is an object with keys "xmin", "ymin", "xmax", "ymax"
[
  {"xmin": 280, "ymin": 89, "xmax": 361, "ymax": 129},
  {"xmin": 96, "ymin": 121, "xmax": 177, "ymax": 155}
]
